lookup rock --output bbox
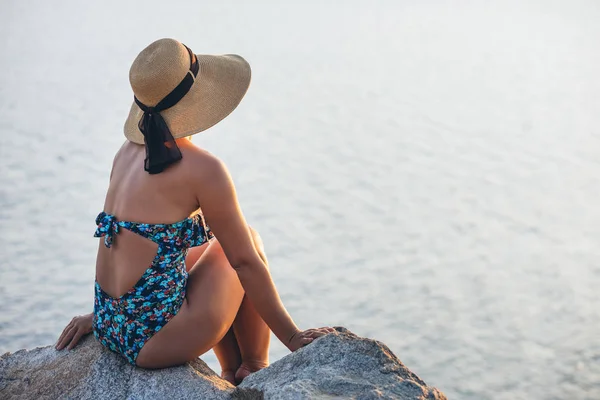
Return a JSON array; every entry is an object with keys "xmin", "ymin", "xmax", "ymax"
[
  {"xmin": 238, "ymin": 327, "xmax": 446, "ymax": 399},
  {"xmin": 0, "ymin": 328, "xmax": 445, "ymax": 399},
  {"xmin": 0, "ymin": 334, "xmax": 241, "ymax": 400}
]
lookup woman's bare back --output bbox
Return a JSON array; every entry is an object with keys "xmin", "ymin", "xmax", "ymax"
[{"xmin": 95, "ymin": 138, "xmax": 210, "ymax": 298}]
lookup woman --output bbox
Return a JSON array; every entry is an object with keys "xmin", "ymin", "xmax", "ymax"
[{"xmin": 55, "ymin": 38, "xmax": 333, "ymax": 385}]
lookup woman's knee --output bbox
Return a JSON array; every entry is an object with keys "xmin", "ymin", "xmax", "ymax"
[
  {"xmin": 207, "ymin": 226, "xmax": 263, "ymax": 256},
  {"xmin": 248, "ymin": 226, "xmax": 264, "ymax": 252},
  {"xmin": 185, "ymin": 242, "xmax": 210, "ymax": 272}
]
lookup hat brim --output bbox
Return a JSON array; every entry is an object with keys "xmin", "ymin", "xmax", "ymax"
[{"xmin": 124, "ymin": 54, "xmax": 251, "ymax": 144}]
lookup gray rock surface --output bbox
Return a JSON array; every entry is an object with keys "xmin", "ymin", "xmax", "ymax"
[
  {"xmin": 0, "ymin": 335, "xmax": 241, "ymax": 400},
  {"xmin": 0, "ymin": 328, "xmax": 445, "ymax": 399},
  {"xmin": 238, "ymin": 328, "xmax": 446, "ymax": 399}
]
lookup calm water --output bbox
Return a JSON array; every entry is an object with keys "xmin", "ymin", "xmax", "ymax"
[{"xmin": 1, "ymin": 1, "xmax": 599, "ymax": 399}]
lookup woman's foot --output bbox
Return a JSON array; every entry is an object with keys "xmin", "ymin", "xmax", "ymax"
[
  {"xmin": 221, "ymin": 370, "xmax": 236, "ymax": 385},
  {"xmin": 235, "ymin": 360, "xmax": 269, "ymax": 384}
]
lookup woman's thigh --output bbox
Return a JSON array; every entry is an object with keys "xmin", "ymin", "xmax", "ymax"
[{"xmin": 136, "ymin": 240, "xmax": 244, "ymax": 369}]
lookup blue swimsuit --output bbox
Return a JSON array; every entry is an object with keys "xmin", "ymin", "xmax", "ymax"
[{"xmin": 92, "ymin": 211, "xmax": 214, "ymax": 365}]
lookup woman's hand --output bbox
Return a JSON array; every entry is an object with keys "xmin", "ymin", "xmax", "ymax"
[
  {"xmin": 55, "ymin": 313, "xmax": 93, "ymax": 351},
  {"xmin": 287, "ymin": 327, "xmax": 336, "ymax": 351}
]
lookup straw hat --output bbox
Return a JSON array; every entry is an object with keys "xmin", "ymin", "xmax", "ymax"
[{"xmin": 124, "ymin": 38, "xmax": 251, "ymax": 144}]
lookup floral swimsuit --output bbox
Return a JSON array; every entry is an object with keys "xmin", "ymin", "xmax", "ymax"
[{"xmin": 92, "ymin": 211, "xmax": 214, "ymax": 365}]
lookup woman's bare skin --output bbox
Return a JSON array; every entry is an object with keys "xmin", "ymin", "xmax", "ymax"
[{"xmin": 56, "ymin": 137, "xmax": 333, "ymax": 384}]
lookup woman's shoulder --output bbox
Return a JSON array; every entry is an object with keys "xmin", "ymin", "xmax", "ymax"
[
  {"xmin": 179, "ymin": 141, "xmax": 220, "ymax": 167},
  {"xmin": 177, "ymin": 141, "xmax": 230, "ymax": 182}
]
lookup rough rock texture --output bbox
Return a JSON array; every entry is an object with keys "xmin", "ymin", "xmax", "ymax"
[
  {"xmin": 238, "ymin": 328, "xmax": 446, "ymax": 399},
  {"xmin": 0, "ymin": 335, "xmax": 242, "ymax": 400},
  {"xmin": 0, "ymin": 328, "xmax": 445, "ymax": 399}
]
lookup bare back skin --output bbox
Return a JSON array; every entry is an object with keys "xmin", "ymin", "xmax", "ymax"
[{"xmin": 96, "ymin": 139, "xmax": 209, "ymax": 298}]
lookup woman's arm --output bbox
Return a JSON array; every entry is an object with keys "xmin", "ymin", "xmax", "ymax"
[{"xmin": 194, "ymin": 157, "xmax": 326, "ymax": 350}]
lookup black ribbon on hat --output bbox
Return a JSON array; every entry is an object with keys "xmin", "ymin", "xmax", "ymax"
[{"xmin": 134, "ymin": 45, "xmax": 199, "ymax": 174}]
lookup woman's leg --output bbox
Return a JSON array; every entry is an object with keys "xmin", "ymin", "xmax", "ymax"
[
  {"xmin": 185, "ymin": 242, "xmax": 210, "ymax": 271},
  {"xmin": 233, "ymin": 227, "xmax": 271, "ymax": 383},
  {"xmin": 212, "ymin": 327, "xmax": 241, "ymax": 384},
  {"xmin": 186, "ymin": 241, "xmax": 242, "ymax": 384},
  {"xmin": 135, "ymin": 239, "xmax": 245, "ymax": 369},
  {"xmin": 137, "ymin": 228, "xmax": 271, "ymax": 381},
  {"xmin": 188, "ymin": 227, "xmax": 272, "ymax": 383}
]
